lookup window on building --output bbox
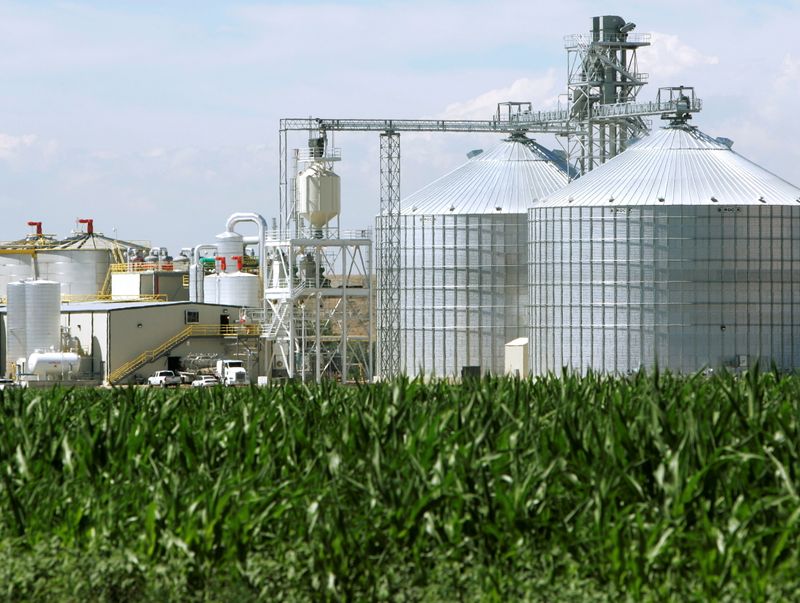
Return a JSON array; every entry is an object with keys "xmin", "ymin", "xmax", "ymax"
[{"xmin": 185, "ymin": 310, "xmax": 200, "ymax": 324}]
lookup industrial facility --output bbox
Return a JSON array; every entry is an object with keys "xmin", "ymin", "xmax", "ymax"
[{"xmin": 1, "ymin": 13, "xmax": 798, "ymax": 384}]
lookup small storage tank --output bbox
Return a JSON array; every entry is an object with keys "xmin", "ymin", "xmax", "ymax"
[
  {"xmin": 216, "ymin": 232, "xmax": 244, "ymax": 274},
  {"xmin": 28, "ymin": 352, "xmax": 80, "ymax": 378},
  {"xmin": 6, "ymin": 281, "xmax": 27, "ymax": 371},
  {"xmin": 528, "ymin": 117, "xmax": 800, "ymax": 374},
  {"xmin": 203, "ymin": 274, "xmax": 221, "ymax": 304},
  {"xmin": 218, "ymin": 272, "xmax": 261, "ymax": 307},
  {"xmin": 26, "ymin": 280, "xmax": 61, "ymax": 355},
  {"xmin": 296, "ymin": 162, "xmax": 341, "ymax": 229},
  {"xmin": 377, "ymin": 135, "xmax": 568, "ymax": 376}
]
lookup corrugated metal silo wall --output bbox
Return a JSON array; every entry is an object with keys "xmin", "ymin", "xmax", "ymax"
[
  {"xmin": 528, "ymin": 205, "xmax": 800, "ymax": 374},
  {"xmin": 378, "ymin": 212, "xmax": 528, "ymax": 377}
]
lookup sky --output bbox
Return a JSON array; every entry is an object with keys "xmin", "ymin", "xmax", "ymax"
[{"xmin": 1, "ymin": 0, "xmax": 799, "ymax": 253}]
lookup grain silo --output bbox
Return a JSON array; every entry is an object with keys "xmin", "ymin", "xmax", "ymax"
[
  {"xmin": 528, "ymin": 108, "xmax": 800, "ymax": 374},
  {"xmin": 383, "ymin": 134, "xmax": 568, "ymax": 376}
]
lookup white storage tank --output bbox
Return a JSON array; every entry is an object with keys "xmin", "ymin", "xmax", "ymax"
[
  {"xmin": 0, "ymin": 225, "xmax": 147, "ymax": 298},
  {"xmin": 377, "ymin": 135, "xmax": 568, "ymax": 377},
  {"xmin": 6, "ymin": 281, "xmax": 27, "ymax": 372},
  {"xmin": 26, "ymin": 280, "xmax": 61, "ymax": 355},
  {"xmin": 203, "ymin": 274, "xmax": 221, "ymax": 304},
  {"xmin": 189, "ymin": 262, "xmax": 204, "ymax": 302},
  {"xmin": 28, "ymin": 352, "xmax": 80, "ymax": 378},
  {"xmin": 216, "ymin": 231, "xmax": 244, "ymax": 274},
  {"xmin": 218, "ymin": 272, "xmax": 261, "ymax": 307},
  {"xmin": 297, "ymin": 163, "xmax": 341, "ymax": 229},
  {"xmin": 528, "ymin": 117, "xmax": 800, "ymax": 374}
]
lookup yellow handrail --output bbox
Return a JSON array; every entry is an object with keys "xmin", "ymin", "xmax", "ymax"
[
  {"xmin": 107, "ymin": 323, "xmax": 261, "ymax": 384},
  {"xmin": 62, "ymin": 293, "xmax": 168, "ymax": 303}
]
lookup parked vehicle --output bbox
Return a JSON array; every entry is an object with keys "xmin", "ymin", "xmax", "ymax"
[
  {"xmin": 191, "ymin": 375, "xmax": 219, "ymax": 388},
  {"xmin": 178, "ymin": 371, "xmax": 195, "ymax": 385},
  {"xmin": 147, "ymin": 370, "xmax": 182, "ymax": 387},
  {"xmin": 215, "ymin": 360, "xmax": 249, "ymax": 386},
  {"xmin": 0, "ymin": 378, "xmax": 21, "ymax": 390}
]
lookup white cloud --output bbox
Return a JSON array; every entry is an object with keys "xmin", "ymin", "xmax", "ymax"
[
  {"xmin": 642, "ymin": 32, "xmax": 719, "ymax": 80},
  {"xmin": 0, "ymin": 133, "xmax": 37, "ymax": 159},
  {"xmin": 440, "ymin": 72, "xmax": 561, "ymax": 121}
]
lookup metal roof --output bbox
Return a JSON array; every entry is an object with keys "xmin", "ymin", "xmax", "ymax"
[
  {"xmin": 0, "ymin": 301, "xmax": 240, "ymax": 313},
  {"xmin": 55, "ymin": 232, "xmax": 146, "ymax": 250},
  {"xmin": 401, "ymin": 136, "xmax": 568, "ymax": 215},
  {"xmin": 537, "ymin": 124, "xmax": 800, "ymax": 207}
]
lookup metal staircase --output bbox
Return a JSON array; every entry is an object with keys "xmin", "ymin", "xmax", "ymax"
[{"xmin": 107, "ymin": 324, "xmax": 260, "ymax": 384}]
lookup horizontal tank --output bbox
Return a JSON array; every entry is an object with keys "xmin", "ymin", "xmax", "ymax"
[{"xmin": 28, "ymin": 352, "xmax": 80, "ymax": 377}]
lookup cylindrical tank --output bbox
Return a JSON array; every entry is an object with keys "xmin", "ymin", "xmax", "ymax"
[
  {"xmin": 296, "ymin": 163, "xmax": 341, "ymax": 229},
  {"xmin": 28, "ymin": 352, "xmax": 80, "ymax": 378},
  {"xmin": 189, "ymin": 263, "xmax": 204, "ymax": 302},
  {"xmin": 6, "ymin": 281, "xmax": 27, "ymax": 371},
  {"xmin": 26, "ymin": 280, "xmax": 61, "ymax": 355},
  {"xmin": 377, "ymin": 136, "xmax": 568, "ymax": 377},
  {"xmin": 203, "ymin": 274, "xmax": 220, "ymax": 304},
  {"xmin": 216, "ymin": 231, "xmax": 244, "ymax": 274},
  {"xmin": 218, "ymin": 272, "xmax": 261, "ymax": 307},
  {"xmin": 528, "ymin": 122, "xmax": 800, "ymax": 375}
]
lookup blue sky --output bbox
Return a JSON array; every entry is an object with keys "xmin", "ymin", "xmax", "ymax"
[{"xmin": 1, "ymin": 0, "xmax": 799, "ymax": 251}]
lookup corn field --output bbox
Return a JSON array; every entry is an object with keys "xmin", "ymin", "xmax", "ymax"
[{"xmin": 1, "ymin": 369, "xmax": 799, "ymax": 601}]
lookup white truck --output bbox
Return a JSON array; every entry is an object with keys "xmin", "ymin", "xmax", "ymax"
[
  {"xmin": 147, "ymin": 370, "xmax": 182, "ymax": 387},
  {"xmin": 215, "ymin": 360, "xmax": 249, "ymax": 386}
]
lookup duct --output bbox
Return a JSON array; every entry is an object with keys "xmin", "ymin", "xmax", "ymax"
[
  {"xmin": 225, "ymin": 212, "xmax": 267, "ymax": 300},
  {"xmin": 190, "ymin": 244, "xmax": 217, "ymax": 302}
]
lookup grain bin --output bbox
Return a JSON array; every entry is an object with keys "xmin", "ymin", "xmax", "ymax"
[
  {"xmin": 528, "ymin": 115, "xmax": 800, "ymax": 374},
  {"xmin": 379, "ymin": 134, "xmax": 568, "ymax": 376}
]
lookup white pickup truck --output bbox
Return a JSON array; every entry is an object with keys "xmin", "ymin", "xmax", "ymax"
[{"xmin": 147, "ymin": 370, "xmax": 182, "ymax": 387}]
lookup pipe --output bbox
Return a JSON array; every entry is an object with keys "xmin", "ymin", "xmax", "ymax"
[
  {"xmin": 230, "ymin": 255, "xmax": 244, "ymax": 271},
  {"xmin": 191, "ymin": 243, "xmax": 217, "ymax": 302},
  {"xmin": 215, "ymin": 256, "xmax": 227, "ymax": 272},
  {"xmin": 27, "ymin": 221, "xmax": 42, "ymax": 236},
  {"xmin": 78, "ymin": 218, "xmax": 94, "ymax": 235},
  {"xmin": 225, "ymin": 212, "xmax": 267, "ymax": 297}
]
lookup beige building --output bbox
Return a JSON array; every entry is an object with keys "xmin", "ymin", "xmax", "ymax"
[{"xmin": 0, "ymin": 301, "xmax": 263, "ymax": 384}]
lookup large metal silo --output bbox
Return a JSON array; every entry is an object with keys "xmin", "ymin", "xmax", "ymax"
[
  {"xmin": 528, "ymin": 119, "xmax": 800, "ymax": 374},
  {"xmin": 379, "ymin": 135, "xmax": 568, "ymax": 376},
  {"xmin": 0, "ymin": 226, "xmax": 147, "ymax": 298}
]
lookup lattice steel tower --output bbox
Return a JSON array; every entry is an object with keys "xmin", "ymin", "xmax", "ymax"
[{"xmin": 565, "ymin": 15, "xmax": 651, "ymax": 175}]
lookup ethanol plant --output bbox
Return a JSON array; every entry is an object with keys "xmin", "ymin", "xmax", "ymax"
[
  {"xmin": 528, "ymin": 87, "xmax": 800, "ymax": 374},
  {"xmin": 382, "ymin": 135, "xmax": 567, "ymax": 376}
]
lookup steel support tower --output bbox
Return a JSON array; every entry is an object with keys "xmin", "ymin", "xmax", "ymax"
[
  {"xmin": 564, "ymin": 16, "xmax": 651, "ymax": 175},
  {"xmin": 377, "ymin": 132, "xmax": 401, "ymax": 377}
]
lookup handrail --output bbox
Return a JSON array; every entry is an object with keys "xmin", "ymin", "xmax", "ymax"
[
  {"xmin": 107, "ymin": 323, "xmax": 261, "ymax": 384},
  {"xmin": 109, "ymin": 262, "xmax": 178, "ymax": 272},
  {"xmin": 63, "ymin": 294, "xmax": 168, "ymax": 303}
]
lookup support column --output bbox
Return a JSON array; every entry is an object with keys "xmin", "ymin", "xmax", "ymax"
[{"xmin": 378, "ymin": 131, "xmax": 401, "ymax": 378}]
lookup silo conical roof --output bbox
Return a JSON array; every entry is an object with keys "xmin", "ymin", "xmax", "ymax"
[
  {"xmin": 539, "ymin": 123, "xmax": 800, "ymax": 207},
  {"xmin": 401, "ymin": 136, "xmax": 568, "ymax": 214}
]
